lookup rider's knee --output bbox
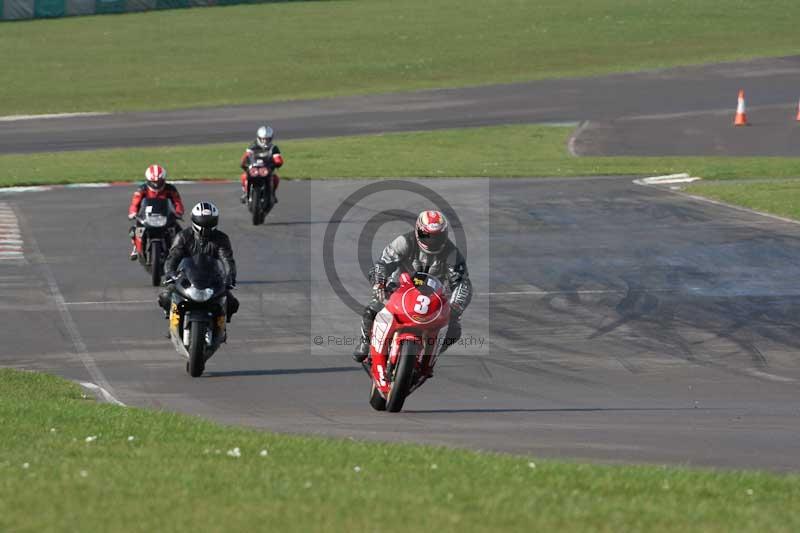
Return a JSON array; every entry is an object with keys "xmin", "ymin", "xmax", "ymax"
[{"xmin": 157, "ymin": 291, "xmax": 171, "ymax": 310}]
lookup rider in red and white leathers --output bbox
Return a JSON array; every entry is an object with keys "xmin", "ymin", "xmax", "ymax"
[
  {"xmin": 127, "ymin": 164, "xmax": 184, "ymax": 260},
  {"xmin": 239, "ymin": 125, "xmax": 284, "ymax": 204},
  {"xmin": 352, "ymin": 210, "xmax": 472, "ymax": 362}
]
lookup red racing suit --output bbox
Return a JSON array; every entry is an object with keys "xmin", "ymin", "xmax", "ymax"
[
  {"xmin": 128, "ymin": 183, "xmax": 185, "ymax": 218},
  {"xmin": 239, "ymin": 142, "xmax": 284, "ymax": 193}
]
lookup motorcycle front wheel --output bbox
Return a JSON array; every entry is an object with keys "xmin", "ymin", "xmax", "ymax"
[
  {"xmin": 386, "ymin": 341, "xmax": 418, "ymax": 412},
  {"xmin": 251, "ymin": 185, "xmax": 262, "ymax": 226},
  {"xmin": 150, "ymin": 240, "xmax": 162, "ymax": 287},
  {"xmin": 186, "ymin": 322, "xmax": 207, "ymax": 377}
]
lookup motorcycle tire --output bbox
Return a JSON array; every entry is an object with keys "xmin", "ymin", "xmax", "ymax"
[
  {"xmin": 369, "ymin": 382, "xmax": 387, "ymax": 411},
  {"xmin": 150, "ymin": 241, "xmax": 162, "ymax": 287},
  {"xmin": 251, "ymin": 185, "xmax": 262, "ymax": 226},
  {"xmin": 386, "ymin": 341, "xmax": 417, "ymax": 412},
  {"xmin": 260, "ymin": 177, "xmax": 274, "ymax": 223},
  {"xmin": 187, "ymin": 322, "xmax": 206, "ymax": 377}
]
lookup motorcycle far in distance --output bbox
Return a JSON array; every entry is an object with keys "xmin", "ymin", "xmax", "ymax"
[
  {"xmin": 134, "ymin": 197, "xmax": 180, "ymax": 286},
  {"xmin": 364, "ymin": 271, "xmax": 452, "ymax": 412},
  {"xmin": 163, "ymin": 255, "xmax": 231, "ymax": 377},
  {"xmin": 244, "ymin": 154, "xmax": 276, "ymax": 225}
]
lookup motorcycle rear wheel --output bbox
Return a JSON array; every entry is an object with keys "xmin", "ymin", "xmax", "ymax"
[
  {"xmin": 386, "ymin": 341, "xmax": 417, "ymax": 412},
  {"xmin": 187, "ymin": 322, "xmax": 206, "ymax": 377}
]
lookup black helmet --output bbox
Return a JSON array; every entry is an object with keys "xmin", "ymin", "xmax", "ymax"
[{"xmin": 191, "ymin": 202, "xmax": 219, "ymax": 239}]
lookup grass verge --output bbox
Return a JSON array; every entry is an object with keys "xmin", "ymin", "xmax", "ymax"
[
  {"xmin": 1, "ymin": 368, "xmax": 799, "ymax": 532},
  {"xmin": 686, "ymin": 180, "xmax": 800, "ymax": 220},
  {"xmin": 3, "ymin": 124, "xmax": 800, "ymax": 187},
  {"xmin": 2, "ymin": 0, "xmax": 800, "ymax": 114}
]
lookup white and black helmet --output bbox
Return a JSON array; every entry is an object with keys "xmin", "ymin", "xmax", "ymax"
[
  {"xmin": 191, "ymin": 202, "xmax": 219, "ymax": 239},
  {"xmin": 256, "ymin": 125, "xmax": 274, "ymax": 148}
]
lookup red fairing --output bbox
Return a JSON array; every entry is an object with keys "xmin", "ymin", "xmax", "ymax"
[
  {"xmin": 128, "ymin": 185, "xmax": 184, "ymax": 217},
  {"xmin": 272, "ymin": 153, "xmax": 284, "ymax": 167},
  {"xmin": 369, "ymin": 274, "xmax": 451, "ymax": 396}
]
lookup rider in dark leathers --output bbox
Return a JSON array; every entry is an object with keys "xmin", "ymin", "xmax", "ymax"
[
  {"xmin": 352, "ymin": 210, "xmax": 472, "ymax": 362},
  {"xmin": 158, "ymin": 202, "xmax": 239, "ymax": 321}
]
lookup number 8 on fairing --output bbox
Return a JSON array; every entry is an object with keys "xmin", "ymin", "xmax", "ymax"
[{"xmin": 414, "ymin": 295, "xmax": 431, "ymax": 314}]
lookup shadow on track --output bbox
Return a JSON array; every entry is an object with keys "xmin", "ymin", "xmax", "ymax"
[
  {"xmin": 405, "ymin": 407, "xmax": 730, "ymax": 414},
  {"xmin": 203, "ymin": 366, "xmax": 359, "ymax": 378}
]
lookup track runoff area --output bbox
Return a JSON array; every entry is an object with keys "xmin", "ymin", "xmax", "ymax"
[
  {"xmin": 1, "ymin": 169, "xmax": 799, "ymax": 471},
  {"xmin": 3, "ymin": 53, "xmax": 800, "ymax": 470}
]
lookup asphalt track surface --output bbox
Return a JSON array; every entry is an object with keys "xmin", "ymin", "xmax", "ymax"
[
  {"xmin": 4, "ymin": 57, "xmax": 800, "ymax": 471},
  {"xmin": 3, "ymin": 56, "xmax": 800, "ymax": 156},
  {"xmin": 3, "ymin": 178, "xmax": 800, "ymax": 471}
]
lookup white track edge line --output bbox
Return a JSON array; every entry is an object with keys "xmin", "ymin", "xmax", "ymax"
[
  {"xmin": 15, "ymin": 206, "xmax": 119, "ymax": 399},
  {"xmin": 65, "ymin": 300, "xmax": 153, "ymax": 305},
  {"xmin": 664, "ymin": 188, "xmax": 800, "ymax": 227},
  {"xmin": 0, "ymin": 112, "xmax": 110, "ymax": 122},
  {"xmin": 79, "ymin": 381, "xmax": 126, "ymax": 406},
  {"xmin": 633, "ymin": 173, "xmax": 702, "ymax": 186},
  {"xmin": 567, "ymin": 120, "xmax": 590, "ymax": 157}
]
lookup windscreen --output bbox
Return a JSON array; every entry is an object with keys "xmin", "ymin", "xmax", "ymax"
[
  {"xmin": 178, "ymin": 255, "xmax": 225, "ymax": 290},
  {"xmin": 412, "ymin": 272, "xmax": 446, "ymax": 295},
  {"xmin": 138, "ymin": 198, "xmax": 171, "ymax": 216}
]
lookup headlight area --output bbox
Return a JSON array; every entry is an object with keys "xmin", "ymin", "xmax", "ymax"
[
  {"xmin": 145, "ymin": 215, "xmax": 168, "ymax": 227},
  {"xmin": 185, "ymin": 287, "xmax": 215, "ymax": 302}
]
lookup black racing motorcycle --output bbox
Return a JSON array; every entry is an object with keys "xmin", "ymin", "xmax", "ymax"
[
  {"xmin": 134, "ymin": 198, "xmax": 180, "ymax": 286},
  {"xmin": 165, "ymin": 255, "xmax": 229, "ymax": 377},
  {"xmin": 245, "ymin": 154, "xmax": 275, "ymax": 225}
]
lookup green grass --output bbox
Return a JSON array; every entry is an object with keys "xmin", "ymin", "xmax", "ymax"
[
  {"xmin": 2, "ymin": 0, "xmax": 800, "ymax": 115},
  {"xmin": 1, "ymin": 368, "xmax": 799, "ymax": 532},
  {"xmin": 686, "ymin": 180, "xmax": 800, "ymax": 220},
  {"xmin": 3, "ymin": 124, "xmax": 800, "ymax": 187}
]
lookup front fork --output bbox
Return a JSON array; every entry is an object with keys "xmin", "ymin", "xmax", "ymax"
[
  {"xmin": 371, "ymin": 334, "xmax": 421, "ymax": 392},
  {"xmin": 170, "ymin": 305, "xmax": 226, "ymax": 348}
]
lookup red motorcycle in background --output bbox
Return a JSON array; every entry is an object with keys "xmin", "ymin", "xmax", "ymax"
[
  {"xmin": 365, "ymin": 272, "xmax": 452, "ymax": 412},
  {"xmin": 245, "ymin": 155, "xmax": 276, "ymax": 226}
]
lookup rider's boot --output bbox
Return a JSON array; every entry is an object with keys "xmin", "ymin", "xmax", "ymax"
[
  {"xmin": 129, "ymin": 245, "xmax": 138, "ymax": 261},
  {"xmin": 353, "ymin": 300, "xmax": 382, "ymax": 362},
  {"xmin": 352, "ymin": 306, "xmax": 378, "ymax": 362},
  {"xmin": 240, "ymin": 191, "xmax": 247, "ymax": 204},
  {"xmin": 158, "ymin": 291, "xmax": 171, "ymax": 319},
  {"xmin": 352, "ymin": 332, "xmax": 370, "ymax": 363}
]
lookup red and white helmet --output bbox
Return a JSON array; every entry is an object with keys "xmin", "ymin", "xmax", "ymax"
[
  {"xmin": 144, "ymin": 164, "xmax": 167, "ymax": 191},
  {"xmin": 415, "ymin": 210, "xmax": 449, "ymax": 253}
]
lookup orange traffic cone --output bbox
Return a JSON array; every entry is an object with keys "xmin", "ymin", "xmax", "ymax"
[{"xmin": 734, "ymin": 89, "xmax": 748, "ymax": 126}]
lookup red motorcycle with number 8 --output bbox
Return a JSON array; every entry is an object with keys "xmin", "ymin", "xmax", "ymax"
[{"xmin": 365, "ymin": 271, "xmax": 452, "ymax": 412}]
